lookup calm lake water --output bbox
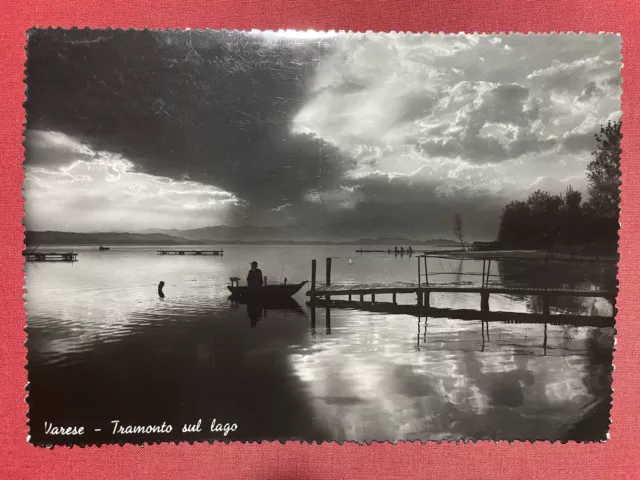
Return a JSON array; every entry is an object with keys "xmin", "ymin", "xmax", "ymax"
[{"xmin": 25, "ymin": 245, "xmax": 616, "ymax": 444}]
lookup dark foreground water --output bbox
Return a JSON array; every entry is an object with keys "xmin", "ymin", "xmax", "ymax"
[{"xmin": 25, "ymin": 245, "xmax": 615, "ymax": 445}]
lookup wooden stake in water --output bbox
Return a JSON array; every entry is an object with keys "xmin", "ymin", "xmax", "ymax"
[{"xmin": 311, "ymin": 259, "xmax": 316, "ymax": 304}]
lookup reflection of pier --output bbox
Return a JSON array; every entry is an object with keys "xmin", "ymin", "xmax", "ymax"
[
  {"xmin": 23, "ymin": 251, "xmax": 78, "ymax": 262},
  {"xmin": 308, "ymin": 298, "xmax": 614, "ymax": 328},
  {"xmin": 307, "ymin": 256, "xmax": 617, "ymax": 319},
  {"xmin": 157, "ymin": 249, "xmax": 224, "ymax": 255}
]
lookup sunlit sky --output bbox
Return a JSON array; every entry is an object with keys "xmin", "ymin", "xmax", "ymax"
[{"xmin": 24, "ymin": 31, "xmax": 621, "ymax": 239}]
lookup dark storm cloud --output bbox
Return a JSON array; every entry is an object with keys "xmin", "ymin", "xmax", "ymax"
[
  {"xmin": 25, "ymin": 32, "xmax": 622, "ymax": 239},
  {"xmin": 284, "ymin": 172, "xmax": 506, "ymax": 240},
  {"xmin": 25, "ymin": 29, "xmax": 351, "ymax": 208}
]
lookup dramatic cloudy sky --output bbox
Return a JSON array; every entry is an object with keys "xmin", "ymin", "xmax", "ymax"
[{"xmin": 24, "ymin": 30, "xmax": 622, "ymax": 240}]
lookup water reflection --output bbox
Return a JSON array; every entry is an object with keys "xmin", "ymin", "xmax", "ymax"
[
  {"xmin": 229, "ymin": 295, "xmax": 305, "ymax": 328},
  {"xmin": 25, "ymin": 246, "xmax": 614, "ymax": 445}
]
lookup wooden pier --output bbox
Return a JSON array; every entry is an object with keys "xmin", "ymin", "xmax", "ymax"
[
  {"xmin": 157, "ymin": 249, "xmax": 224, "ymax": 256},
  {"xmin": 307, "ymin": 257, "xmax": 617, "ymax": 320},
  {"xmin": 23, "ymin": 252, "xmax": 78, "ymax": 262}
]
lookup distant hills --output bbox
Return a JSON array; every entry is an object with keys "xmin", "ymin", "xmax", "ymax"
[
  {"xmin": 25, "ymin": 227, "xmax": 462, "ymax": 246},
  {"xmin": 25, "ymin": 231, "xmax": 202, "ymax": 246},
  {"xmin": 139, "ymin": 225, "xmax": 461, "ymax": 245}
]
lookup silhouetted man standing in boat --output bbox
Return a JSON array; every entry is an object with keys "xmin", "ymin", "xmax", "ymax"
[{"xmin": 247, "ymin": 261, "xmax": 264, "ymax": 288}]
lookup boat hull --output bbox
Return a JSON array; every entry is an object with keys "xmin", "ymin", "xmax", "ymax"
[{"xmin": 227, "ymin": 281, "xmax": 307, "ymax": 299}]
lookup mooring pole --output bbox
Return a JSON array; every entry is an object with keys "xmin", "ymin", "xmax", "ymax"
[
  {"xmin": 482, "ymin": 258, "xmax": 486, "ymax": 288},
  {"xmin": 481, "ymin": 292, "xmax": 490, "ymax": 312},
  {"xmin": 311, "ymin": 259, "xmax": 317, "ymax": 305},
  {"xmin": 425, "ymin": 256, "xmax": 429, "ymax": 286},
  {"xmin": 418, "ymin": 257, "xmax": 422, "ymax": 307},
  {"xmin": 326, "ymin": 257, "xmax": 332, "ymax": 286},
  {"xmin": 325, "ymin": 307, "xmax": 332, "ymax": 335}
]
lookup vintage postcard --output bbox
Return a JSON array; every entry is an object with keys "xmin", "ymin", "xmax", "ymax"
[{"xmin": 23, "ymin": 29, "xmax": 621, "ymax": 446}]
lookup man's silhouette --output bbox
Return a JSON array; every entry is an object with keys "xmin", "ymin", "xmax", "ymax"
[{"xmin": 247, "ymin": 261, "xmax": 264, "ymax": 288}]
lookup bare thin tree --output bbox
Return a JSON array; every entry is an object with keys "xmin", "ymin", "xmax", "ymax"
[{"xmin": 453, "ymin": 213, "xmax": 465, "ymax": 251}]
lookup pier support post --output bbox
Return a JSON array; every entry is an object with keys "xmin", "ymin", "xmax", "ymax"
[
  {"xmin": 417, "ymin": 291, "xmax": 423, "ymax": 307},
  {"xmin": 326, "ymin": 307, "xmax": 331, "ymax": 335},
  {"xmin": 392, "ymin": 293, "xmax": 397, "ymax": 304},
  {"xmin": 360, "ymin": 294, "xmax": 364, "ymax": 302},
  {"xmin": 371, "ymin": 294, "xmax": 376, "ymax": 303},
  {"xmin": 325, "ymin": 257, "xmax": 332, "ymax": 301},
  {"xmin": 311, "ymin": 259, "xmax": 317, "ymax": 304},
  {"xmin": 424, "ymin": 291, "xmax": 430, "ymax": 308},
  {"xmin": 481, "ymin": 292, "xmax": 490, "ymax": 313},
  {"xmin": 348, "ymin": 294, "xmax": 352, "ymax": 302}
]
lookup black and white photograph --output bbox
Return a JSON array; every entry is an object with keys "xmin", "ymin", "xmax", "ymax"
[{"xmin": 24, "ymin": 29, "xmax": 621, "ymax": 445}]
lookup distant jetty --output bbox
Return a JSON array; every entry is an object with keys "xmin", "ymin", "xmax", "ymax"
[
  {"xmin": 23, "ymin": 251, "xmax": 78, "ymax": 262},
  {"xmin": 157, "ymin": 249, "xmax": 224, "ymax": 256}
]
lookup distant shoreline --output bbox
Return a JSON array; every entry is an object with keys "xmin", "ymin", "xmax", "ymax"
[{"xmin": 23, "ymin": 241, "xmax": 465, "ymax": 247}]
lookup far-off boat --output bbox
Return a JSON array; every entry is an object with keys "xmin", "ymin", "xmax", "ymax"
[
  {"xmin": 227, "ymin": 277, "xmax": 307, "ymax": 299},
  {"xmin": 99, "ymin": 246, "xmax": 110, "ymax": 251}
]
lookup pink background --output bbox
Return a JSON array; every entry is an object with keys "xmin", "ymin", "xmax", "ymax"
[{"xmin": 1, "ymin": 1, "xmax": 639, "ymax": 478}]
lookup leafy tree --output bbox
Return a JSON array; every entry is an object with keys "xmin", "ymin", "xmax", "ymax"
[
  {"xmin": 498, "ymin": 200, "xmax": 533, "ymax": 248},
  {"xmin": 564, "ymin": 186, "xmax": 582, "ymax": 212},
  {"xmin": 587, "ymin": 120, "xmax": 622, "ymax": 219},
  {"xmin": 496, "ymin": 120, "xmax": 622, "ymax": 253}
]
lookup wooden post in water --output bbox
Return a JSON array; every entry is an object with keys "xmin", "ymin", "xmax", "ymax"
[
  {"xmin": 481, "ymin": 291, "xmax": 490, "ymax": 312},
  {"xmin": 481, "ymin": 258, "xmax": 486, "ymax": 288},
  {"xmin": 424, "ymin": 256, "xmax": 429, "ymax": 286},
  {"xmin": 310, "ymin": 259, "xmax": 317, "ymax": 305},
  {"xmin": 371, "ymin": 293, "xmax": 376, "ymax": 303},
  {"xmin": 424, "ymin": 291, "xmax": 430, "ymax": 308},
  {"xmin": 326, "ymin": 307, "xmax": 331, "ymax": 335},
  {"xmin": 392, "ymin": 293, "xmax": 397, "ymax": 304},
  {"xmin": 325, "ymin": 257, "xmax": 332, "ymax": 301}
]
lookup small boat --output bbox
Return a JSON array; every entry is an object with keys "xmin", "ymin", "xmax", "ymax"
[
  {"xmin": 99, "ymin": 246, "xmax": 110, "ymax": 251},
  {"xmin": 227, "ymin": 281, "xmax": 307, "ymax": 299},
  {"xmin": 228, "ymin": 295, "xmax": 305, "ymax": 313}
]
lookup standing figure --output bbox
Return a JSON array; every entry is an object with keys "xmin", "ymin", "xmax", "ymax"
[{"xmin": 247, "ymin": 261, "xmax": 264, "ymax": 288}]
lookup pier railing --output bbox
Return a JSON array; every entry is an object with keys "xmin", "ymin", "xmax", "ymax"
[{"xmin": 307, "ymin": 255, "xmax": 617, "ymax": 320}]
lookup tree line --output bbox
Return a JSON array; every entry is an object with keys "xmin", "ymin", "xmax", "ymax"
[{"xmin": 497, "ymin": 120, "xmax": 621, "ymax": 253}]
